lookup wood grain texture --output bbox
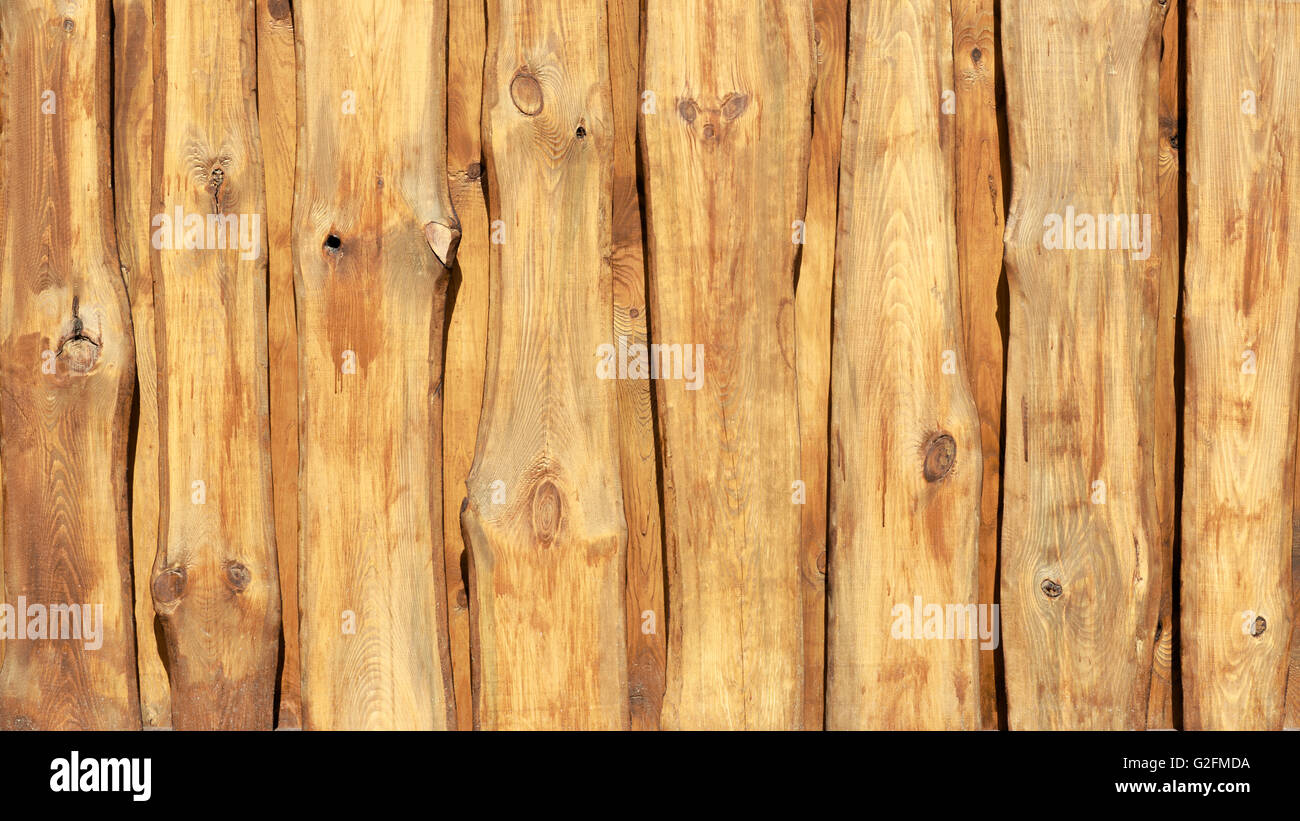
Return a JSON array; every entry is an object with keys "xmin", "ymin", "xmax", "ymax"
[
  {"xmin": 1148, "ymin": 0, "xmax": 1180, "ymax": 730},
  {"xmin": 256, "ymin": 0, "xmax": 300, "ymax": 730},
  {"xmin": 0, "ymin": 22, "xmax": 3, "ymax": 681},
  {"xmin": 151, "ymin": 0, "xmax": 279, "ymax": 730},
  {"xmin": 643, "ymin": 0, "xmax": 814, "ymax": 730},
  {"xmin": 609, "ymin": 0, "xmax": 666, "ymax": 731},
  {"xmin": 444, "ymin": 0, "xmax": 491, "ymax": 732},
  {"xmin": 1291, "ymin": 429, "xmax": 1300, "ymax": 727},
  {"xmin": 463, "ymin": 0, "xmax": 628, "ymax": 731},
  {"xmin": 1293, "ymin": 366, "xmax": 1300, "ymax": 731},
  {"xmin": 794, "ymin": 0, "xmax": 847, "ymax": 732},
  {"xmin": 113, "ymin": 0, "xmax": 169, "ymax": 728},
  {"xmin": 0, "ymin": 0, "xmax": 140, "ymax": 731},
  {"xmin": 1181, "ymin": 0, "xmax": 1298, "ymax": 731},
  {"xmin": 951, "ymin": 0, "xmax": 1004, "ymax": 731},
  {"xmin": 1000, "ymin": 0, "xmax": 1165, "ymax": 730},
  {"xmin": 294, "ymin": 0, "xmax": 457, "ymax": 731},
  {"xmin": 826, "ymin": 0, "xmax": 983, "ymax": 730}
]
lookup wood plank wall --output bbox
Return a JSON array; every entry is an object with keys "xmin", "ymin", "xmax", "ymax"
[{"xmin": 0, "ymin": 0, "xmax": 1296, "ymax": 731}]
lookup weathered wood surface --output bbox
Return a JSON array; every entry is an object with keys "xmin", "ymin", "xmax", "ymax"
[
  {"xmin": 1000, "ymin": 0, "xmax": 1166, "ymax": 729},
  {"xmin": 294, "ymin": 0, "xmax": 457, "ymax": 730},
  {"xmin": 1292, "ymin": 436, "xmax": 1300, "ymax": 727},
  {"xmin": 3, "ymin": 0, "xmax": 1300, "ymax": 736},
  {"xmin": 443, "ymin": 0, "xmax": 491, "ymax": 732},
  {"xmin": 952, "ymin": 0, "xmax": 1004, "ymax": 730},
  {"xmin": 1149, "ymin": 0, "xmax": 1181, "ymax": 730},
  {"xmin": 609, "ymin": 0, "xmax": 666, "ymax": 732},
  {"xmin": 794, "ymin": 0, "xmax": 847, "ymax": 732},
  {"xmin": 462, "ymin": 0, "xmax": 628, "ymax": 731},
  {"xmin": 151, "ymin": 0, "xmax": 279, "ymax": 730},
  {"xmin": 0, "ymin": 0, "xmax": 139, "ymax": 731},
  {"xmin": 257, "ymin": 0, "xmax": 300, "ymax": 730},
  {"xmin": 113, "ymin": 0, "xmax": 169, "ymax": 729},
  {"xmin": 1181, "ymin": 0, "xmax": 1298, "ymax": 731},
  {"xmin": 644, "ymin": 0, "xmax": 814, "ymax": 730},
  {"xmin": 826, "ymin": 0, "xmax": 983, "ymax": 730}
]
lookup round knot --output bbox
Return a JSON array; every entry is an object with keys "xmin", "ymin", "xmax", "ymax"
[
  {"xmin": 922, "ymin": 433, "xmax": 956, "ymax": 482},
  {"xmin": 510, "ymin": 71, "xmax": 543, "ymax": 116}
]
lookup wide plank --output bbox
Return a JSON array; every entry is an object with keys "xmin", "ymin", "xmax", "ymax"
[
  {"xmin": 462, "ymin": 0, "xmax": 628, "ymax": 730},
  {"xmin": 0, "ymin": 0, "xmax": 139, "ymax": 730},
  {"xmin": 643, "ymin": 0, "xmax": 814, "ymax": 730},
  {"xmin": 1182, "ymin": 0, "xmax": 1299, "ymax": 730},
  {"xmin": 1000, "ymin": 0, "xmax": 1166, "ymax": 729},
  {"xmin": 826, "ymin": 0, "xmax": 984, "ymax": 730}
]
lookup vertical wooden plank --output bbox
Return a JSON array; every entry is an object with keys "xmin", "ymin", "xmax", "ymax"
[
  {"xmin": 1182, "ymin": 0, "xmax": 1298, "ymax": 730},
  {"xmin": 463, "ymin": 0, "xmax": 628, "ymax": 731},
  {"xmin": 0, "ymin": 9, "xmax": 4, "ymax": 683},
  {"xmin": 256, "ymin": 0, "xmax": 300, "ymax": 730},
  {"xmin": 295, "ymin": 0, "xmax": 457, "ymax": 731},
  {"xmin": 643, "ymin": 0, "xmax": 814, "ymax": 730},
  {"xmin": 444, "ymin": 0, "xmax": 490, "ymax": 732},
  {"xmin": 1000, "ymin": 0, "xmax": 1165, "ymax": 729},
  {"xmin": 1292, "ymin": 403, "xmax": 1300, "ymax": 729},
  {"xmin": 1291, "ymin": 444, "xmax": 1300, "ymax": 727},
  {"xmin": 152, "ymin": 0, "xmax": 279, "ymax": 729},
  {"xmin": 951, "ymin": 0, "xmax": 1005, "ymax": 730},
  {"xmin": 826, "ymin": 0, "xmax": 983, "ymax": 730},
  {"xmin": 1148, "ymin": 0, "xmax": 1180, "ymax": 730},
  {"xmin": 609, "ymin": 0, "xmax": 666, "ymax": 731},
  {"xmin": 113, "ymin": 0, "xmax": 169, "ymax": 728},
  {"xmin": 795, "ymin": 0, "xmax": 847, "ymax": 732},
  {"xmin": 0, "ymin": 0, "xmax": 140, "ymax": 730}
]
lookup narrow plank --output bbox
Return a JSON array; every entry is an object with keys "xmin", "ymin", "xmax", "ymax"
[
  {"xmin": 794, "ymin": 0, "xmax": 847, "ymax": 732},
  {"xmin": 608, "ymin": 0, "xmax": 666, "ymax": 731},
  {"xmin": 0, "ymin": 6, "xmax": 4, "ymax": 683},
  {"xmin": 1000, "ymin": 0, "xmax": 1166, "ymax": 729},
  {"xmin": 443, "ymin": 0, "xmax": 491, "ymax": 732},
  {"xmin": 0, "ymin": 0, "xmax": 139, "ymax": 730},
  {"xmin": 952, "ymin": 0, "xmax": 1005, "ymax": 730},
  {"xmin": 1182, "ymin": 0, "xmax": 1299, "ymax": 730},
  {"xmin": 826, "ymin": 0, "xmax": 983, "ymax": 730},
  {"xmin": 1148, "ymin": 0, "xmax": 1181, "ymax": 729},
  {"xmin": 256, "ymin": 0, "xmax": 300, "ymax": 730},
  {"xmin": 113, "ymin": 0, "xmax": 169, "ymax": 728},
  {"xmin": 295, "ymin": 0, "xmax": 458, "ymax": 730},
  {"xmin": 643, "ymin": 0, "xmax": 814, "ymax": 730},
  {"xmin": 1291, "ymin": 451, "xmax": 1300, "ymax": 727},
  {"xmin": 1293, "ymin": 396, "xmax": 1300, "ymax": 729},
  {"xmin": 463, "ymin": 0, "xmax": 628, "ymax": 731},
  {"xmin": 151, "ymin": 0, "xmax": 280, "ymax": 729},
  {"xmin": 1284, "ymin": 13, "xmax": 1300, "ymax": 736}
]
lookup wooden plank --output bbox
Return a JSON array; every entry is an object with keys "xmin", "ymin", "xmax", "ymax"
[
  {"xmin": 113, "ymin": 0, "xmax": 169, "ymax": 728},
  {"xmin": 1182, "ymin": 0, "xmax": 1299, "ymax": 730},
  {"xmin": 1148, "ymin": 0, "xmax": 1181, "ymax": 730},
  {"xmin": 0, "ymin": 8, "xmax": 4, "ymax": 684},
  {"xmin": 462, "ymin": 0, "xmax": 628, "ymax": 731},
  {"xmin": 826, "ymin": 0, "xmax": 983, "ymax": 730},
  {"xmin": 951, "ymin": 0, "xmax": 1005, "ymax": 731},
  {"xmin": 0, "ymin": 0, "xmax": 140, "ymax": 730},
  {"xmin": 644, "ymin": 0, "xmax": 814, "ymax": 730},
  {"xmin": 444, "ymin": 0, "xmax": 491, "ymax": 732},
  {"xmin": 794, "ymin": 0, "xmax": 847, "ymax": 732},
  {"xmin": 609, "ymin": 0, "xmax": 666, "ymax": 731},
  {"xmin": 151, "ymin": 0, "xmax": 279, "ymax": 729},
  {"xmin": 256, "ymin": 0, "xmax": 300, "ymax": 730},
  {"xmin": 1291, "ymin": 453, "xmax": 1300, "ymax": 727},
  {"xmin": 295, "ymin": 0, "xmax": 458, "ymax": 730},
  {"xmin": 1000, "ymin": 0, "xmax": 1165, "ymax": 729}
]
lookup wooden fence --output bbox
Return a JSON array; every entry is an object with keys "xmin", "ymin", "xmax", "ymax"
[{"xmin": 0, "ymin": 0, "xmax": 1295, "ymax": 730}]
